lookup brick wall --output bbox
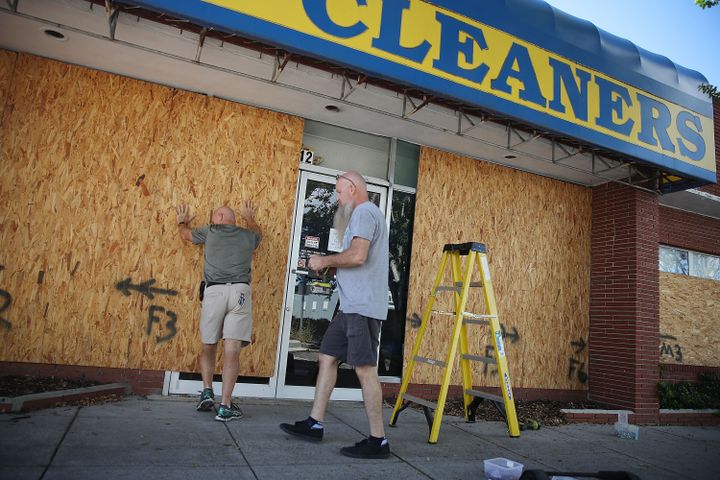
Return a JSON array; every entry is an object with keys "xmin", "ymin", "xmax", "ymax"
[
  {"xmin": 697, "ymin": 99, "xmax": 719, "ymax": 197},
  {"xmin": 659, "ymin": 206, "xmax": 720, "ymax": 256},
  {"xmin": 562, "ymin": 410, "xmax": 720, "ymax": 426},
  {"xmin": 589, "ymin": 182, "xmax": 660, "ymax": 423},
  {"xmin": 0, "ymin": 361, "xmax": 165, "ymax": 396},
  {"xmin": 1, "ymin": 360, "xmax": 591, "ymax": 402},
  {"xmin": 660, "ymin": 364, "xmax": 720, "ymax": 383}
]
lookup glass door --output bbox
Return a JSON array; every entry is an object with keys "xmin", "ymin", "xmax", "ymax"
[{"xmin": 275, "ymin": 170, "xmax": 387, "ymax": 400}]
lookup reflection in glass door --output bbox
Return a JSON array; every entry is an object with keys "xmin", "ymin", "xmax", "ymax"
[{"xmin": 276, "ymin": 170, "xmax": 385, "ymax": 399}]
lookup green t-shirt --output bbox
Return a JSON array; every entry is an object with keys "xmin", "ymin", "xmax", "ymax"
[{"xmin": 191, "ymin": 224, "xmax": 261, "ymax": 283}]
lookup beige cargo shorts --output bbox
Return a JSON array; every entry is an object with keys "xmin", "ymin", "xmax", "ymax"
[{"xmin": 200, "ymin": 283, "xmax": 252, "ymax": 345}]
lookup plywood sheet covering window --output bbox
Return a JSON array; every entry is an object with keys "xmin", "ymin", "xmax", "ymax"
[
  {"xmin": 0, "ymin": 50, "xmax": 16, "ymax": 115},
  {"xmin": 406, "ymin": 147, "xmax": 591, "ymax": 390},
  {"xmin": 659, "ymin": 272, "xmax": 720, "ymax": 367},
  {"xmin": 0, "ymin": 53, "xmax": 303, "ymax": 375}
]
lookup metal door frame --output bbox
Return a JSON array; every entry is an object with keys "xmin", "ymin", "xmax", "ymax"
[{"xmin": 274, "ymin": 168, "xmax": 388, "ymax": 400}]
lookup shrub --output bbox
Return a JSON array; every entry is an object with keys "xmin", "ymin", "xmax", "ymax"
[{"xmin": 658, "ymin": 373, "xmax": 720, "ymax": 409}]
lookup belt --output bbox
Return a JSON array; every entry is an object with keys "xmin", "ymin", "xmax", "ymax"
[{"xmin": 206, "ymin": 281, "xmax": 248, "ymax": 287}]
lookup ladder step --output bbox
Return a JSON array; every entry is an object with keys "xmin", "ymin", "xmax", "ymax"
[
  {"xmin": 466, "ymin": 388, "xmax": 504, "ymax": 403},
  {"xmin": 463, "ymin": 318, "xmax": 490, "ymax": 326},
  {"xmin": 435, "ymin": 281, "xmax": 483, "ymax": 292},
  {"xmin": 463, "ymin": 312, "xmax": 498, "ymax": 320},
  {"xmin": 403, "ymin": 393, "xmax": 437, "ymax": 410},
  {"xmin": 462, "ymin": 354, "xmax": 496, "ymax": 365},
  {"xmin": 414, "ymin": 356, "xmax": 447, "ymax": 368},
  {"xmin": 434, "ymin": 285, "xmax": 458, "ymax": 292},
  {"xmin": 432, "ymin": 310, "xmax": 497, "ymax": 321}
]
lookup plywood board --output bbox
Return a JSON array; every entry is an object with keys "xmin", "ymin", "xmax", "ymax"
[
  {"xmin": 404, "ymin": 147, "xmax": 592, "ymax": 390},
  {"xmin": 659, "ymin": 272, "xmax": 720, "ymax": 367},
  {"xmin": 0, "ymin": 53, "xmax": 302, "ymax": 376},
  {"xmin": 0, "ymin": 50, "xmax": 16, "ymax": 115}
]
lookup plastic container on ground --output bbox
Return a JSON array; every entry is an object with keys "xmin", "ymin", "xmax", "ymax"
[
  {"xmin": 484, "ymin": 457, "xmax": 524, "ymax": 480},
  {"xmin": 614, "ymin": 411, "xmax": 639, "ymax": 440},
  {"xmin": 614, "ymin": 422, "xmax": 640, "ymax": 440}
]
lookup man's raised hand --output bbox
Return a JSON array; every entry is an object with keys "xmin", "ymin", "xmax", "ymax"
[{"xmin": 176, "ymin": 205, "xmax": 195, "ymax": 225}]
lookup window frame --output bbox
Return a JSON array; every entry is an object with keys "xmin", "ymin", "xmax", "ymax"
[{"xmin": 659, "ymin": 244, "xmax": 720, "ymax": 281}]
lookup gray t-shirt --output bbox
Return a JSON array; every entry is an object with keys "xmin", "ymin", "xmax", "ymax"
[
  {"xmin": 191, "ymin": 224, "xmax": 261, "ymax": 283},
  {"xmin": 336, "ymin": 201, "xmax": 389, "ymax": 321}
]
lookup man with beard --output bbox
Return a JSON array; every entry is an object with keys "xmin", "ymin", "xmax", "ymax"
[
  {"xmin": 280, "ymin": 171, "xmax": 391, "ymax": 459},
  {"xmin": 175, "ymin": 202, "xmax": 261, "ymax": 422}
]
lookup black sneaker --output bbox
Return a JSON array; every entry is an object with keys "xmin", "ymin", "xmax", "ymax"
[
  {"xmin": 196, "ymin": 388, "xmax": 214, "ymax": 412},
  {"xmin": 214, "ymin": 403, "xmax": 243, "ymax": 422},
  {"xmin": 340, "ymin": 438, "xmax": 391, "ymax": 459},
  {"xmin": 279, "ymin": 419, "xmax": 324, "ymax": 442}
]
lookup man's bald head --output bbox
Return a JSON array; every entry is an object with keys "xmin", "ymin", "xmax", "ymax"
[
  {"xmin": 212, "ymin": 206, "xmax": 236, "ymax": 225},
  {"xmin": 340, "ymin": 171, "xmax": 367, "ymax": 193},
  {"xmin": 336, "ymin": 170, "xmax": 369, "ymax": 204}
]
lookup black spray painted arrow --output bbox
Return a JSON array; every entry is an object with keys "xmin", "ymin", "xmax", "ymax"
[
  {"xmin": 500, "ymin": 324, "xmax": 521, "ymax": 343},
  {"xmin": 115, "ymin": 278, "xmax": 177, "ymax": 300},
  {"xmin": 503, "ymin": 326, "xmax": 520, "ymax": 343},
  {"xmin": 571, "ymin": 337, "xmax": 587, "ymax": 354}
]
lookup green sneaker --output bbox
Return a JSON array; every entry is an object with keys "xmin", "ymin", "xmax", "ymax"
[
  {"xmin": 196, "ymin": 388, "xmax": 214, "ymax": 412},
  {"xmin": 215, "ymin": 403, "xmax": 243, "ymax": 422}
]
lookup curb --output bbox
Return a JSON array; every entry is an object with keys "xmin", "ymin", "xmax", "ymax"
[
  {"xmin": 0, "ymin": 383, "xmax": 131, "ymax": 413},
  {"xmin": 561, "ymin": 408, "xmax": 720, "ymax": 426}
]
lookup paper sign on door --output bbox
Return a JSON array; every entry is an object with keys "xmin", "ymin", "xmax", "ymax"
[
  {"xmin": 328, "ymin": 228, "xmax": 343, "ymax": 252},
  {"xmin": 305, "ymin": 236, "xmax": 320, "ymax": 249}
]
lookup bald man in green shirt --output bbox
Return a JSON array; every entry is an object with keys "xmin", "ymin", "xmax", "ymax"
[{"xmin": 176, "ymin": 201, "xmax": 261, "ymax": 422}]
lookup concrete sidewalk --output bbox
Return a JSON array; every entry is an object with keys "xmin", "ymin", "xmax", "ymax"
[{"xmin": 1, "ymin": 395, "xmax": 718, "ymax": 480}]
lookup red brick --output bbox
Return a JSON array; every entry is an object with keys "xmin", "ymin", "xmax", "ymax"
[
  {"xmin": 659, "ymin": 207, "xmax": 720, "ymax": 256},
  {"xmin": 0, "ymin": 361, "xmax": 163, "ymax": 395},
  {"xmin": 590, "ymin": 183, "xmax": 660, "ymax": 415}
]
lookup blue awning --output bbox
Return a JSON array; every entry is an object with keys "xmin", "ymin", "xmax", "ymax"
[
  {"xmin": 125, "ymin": 0, "xmax": 716, "ymax": 188},
  {"xmin": 441, "ymin": 0, "xmax": 711, "ymax": 116}
]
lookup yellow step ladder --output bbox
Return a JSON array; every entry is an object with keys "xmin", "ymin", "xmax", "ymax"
[{"xmin": 389, "ymin": 242, "xmax": 520, "ymax": 443}]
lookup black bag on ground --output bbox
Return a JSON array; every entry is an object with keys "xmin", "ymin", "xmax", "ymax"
[{"xmin": 520, "ymin": 470, "xmax": 641, "ymax": 480}]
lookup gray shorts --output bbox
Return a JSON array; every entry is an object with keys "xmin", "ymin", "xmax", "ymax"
[
  {"xmin": 200, "ymin": 283, "xmax": 252, "ymax": 345},
  {"xmin": 319, "ymin": 312, "xmax": 382, "ymax": 367}
]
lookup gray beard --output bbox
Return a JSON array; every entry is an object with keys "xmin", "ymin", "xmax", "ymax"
[{"xmin": 333, "ymin": 201, "xmax": 355, "ymax": 240}]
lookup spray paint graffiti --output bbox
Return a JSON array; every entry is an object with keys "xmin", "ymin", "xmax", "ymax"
[
  {"xmin": 116, "ymin": 277, "xmax": 177, "ymax": 299},
  {"xmin": 116, "ymin": 277, "xmax": 179, "ymax": 344},
  {"xmin": 0, "ymin": 265, "xmax": 10, "ymax": 331},
  {"xmin": 480, "ymin": 323, "xmax": 521, "ymax": 376},
  {"xmin": 483, "ymin": 345, "xmax": 497, "ymax": 376},
  {"xmin": 660, "ymin": 333, "xmax": 683, "ymax": 363},
  {"xmin": 147, "ymin": 305, "xmax": 178, "ymax": 343},
  {"xmin": 500, "ymin": 324, "xmax": 520, "ymax": 343},
  {"xmin": 567, "ymin": 337, "xmax": 588, "ymax": 384},
  {"xmin": 0, "ymin": 289, "xmax": 11, "ymax": 331},
  {"xmin": 567, "ymin": 357, "xmax": 588, "ymax": 383}
]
